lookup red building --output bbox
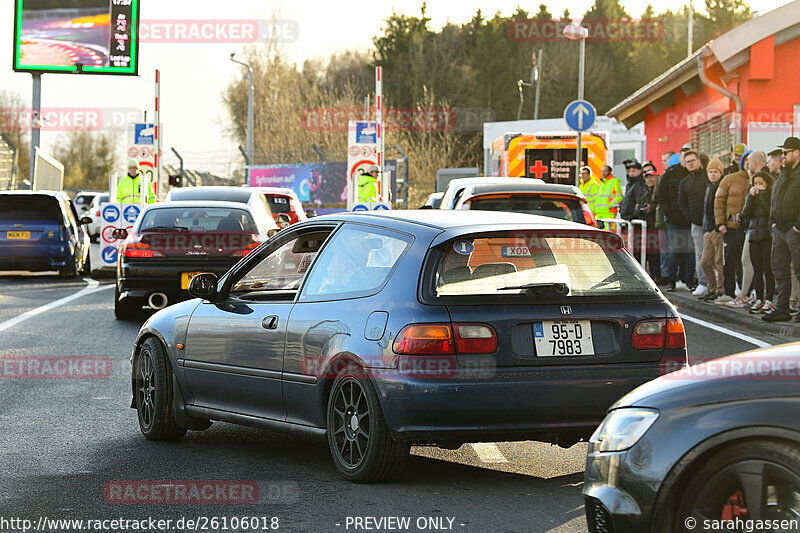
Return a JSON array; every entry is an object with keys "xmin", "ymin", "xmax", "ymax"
[{"xmin": 608, "ymin": 3, "xmax": 800, "ymax": 169}]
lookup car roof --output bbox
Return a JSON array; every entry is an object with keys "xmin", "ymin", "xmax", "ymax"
[
  {"xmin": 463, "ymin": 182, "xmax": 582, "ymax": 197},
  {"xmin": 0, "ymin": 190, "xmax": 65, "ymax": 198},
  {"xmin": 251, "ymin": 186, "xmax": 298, "ymax": 197},
  {"xmin": 166, "ymin": 187, "xmax": 255, "ymax": 202},
  {"xmin": 314, "ymin": 209, "xmax": 587, "ymax": 231},
  {"xmin": 445, "ymin": 176, "xmax": 540, "ymax": 188},
  {"xmin": 143, "ymin": 200, "xmax": 255, "ymax": 212}
]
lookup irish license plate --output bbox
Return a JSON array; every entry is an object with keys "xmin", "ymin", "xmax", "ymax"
[
  {"xmin": 534, "ymin": 320, "xmax": 594, "ymax": 356},
  {"xmin": 181, "ymin": 272, "xmax": 208, "ymax": 290},
  {"xmin": 7, "ymin": 231, "xmax": 30, "ymax": 239}
]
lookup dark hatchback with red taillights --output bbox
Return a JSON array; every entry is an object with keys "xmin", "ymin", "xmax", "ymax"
[{"xmin": 114, "ymin": 201, "xmax": 277, "ymax": 319}]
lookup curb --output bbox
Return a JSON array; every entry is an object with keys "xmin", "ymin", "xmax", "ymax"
[{"xmin": 666, "ymin": 291, "xmax": 800, "ymax": 338}]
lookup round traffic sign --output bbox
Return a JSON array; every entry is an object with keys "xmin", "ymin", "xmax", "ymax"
[
  {"xmin": 101, "ymin": 204, "xmax": 120, "ymax": 223},
  {"xmin": 122, "ymin": 204, "xmax": 141, "ymax": 223},
  {"xmin": 564, "ymin": 99, "xmax": 597, "ymax": 132},
  {"xmin": 101, "ymin": 225, "xmax": 117, "ymax": 243},
  {"xmin": 101, "ymin": 246, "xmax": 118, "ymax": 263}
]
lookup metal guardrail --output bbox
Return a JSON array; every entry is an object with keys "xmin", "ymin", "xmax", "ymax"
[{"xmin": 598, "ymin": 218, "xmax": 648, "ymax": 268}]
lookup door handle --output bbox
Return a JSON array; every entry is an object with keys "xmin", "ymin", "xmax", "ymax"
[{"xmin": 262, "ymin": 315, "xmax": 279, "ymax": 329}]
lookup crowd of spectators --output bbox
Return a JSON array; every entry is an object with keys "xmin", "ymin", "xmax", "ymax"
[{"xmin": 619, "ymin": 137, "xmax": 800, "ymax": 322}]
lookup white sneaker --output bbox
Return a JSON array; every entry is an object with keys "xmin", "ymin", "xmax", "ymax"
[
  {"xmin": 675, "ymin": 281, "xmax": 689, "ymax": 291},
  {"xmin": 692, "ymin": 284, "xmax": 709, "ymax": 297},
  {"xmin": 714, "ymin": 295, "xmax": 734, "ymax": 305}
]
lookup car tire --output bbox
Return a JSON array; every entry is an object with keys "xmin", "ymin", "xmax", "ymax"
[
  {"xmin": 326, "ymin": 362, "xmax": 409, "ymax": 483},
  {"xmin": 133, "ymin": 337, "xmax": 187, "ymax": 441},
  {"xmin": 114, "ymin": 286, "xmax": 139, "ymax": 320},
  {"xmin": 58, "ymin": 255, "xmax": 79, "ymax": 279},
  {"xmin": 79, "ymin": 253, "xmax": 91, "ymax": 276},
  {"xmin": 675, "ymin": 439, "xmax": 800, "ymax": 532}
]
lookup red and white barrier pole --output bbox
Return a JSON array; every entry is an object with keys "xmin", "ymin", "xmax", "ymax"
[
  {"xmin": 375, "ymin": 66, "xmax": 382, "ymax": 201},
  {"xmin": 154, "ymin": 69, "xmax": 160, "ymax": 201}
]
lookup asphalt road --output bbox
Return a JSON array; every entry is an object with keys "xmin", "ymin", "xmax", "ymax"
[{"xmin": 0, "ymin": 272, "xmax": 786, "ymax": 533}]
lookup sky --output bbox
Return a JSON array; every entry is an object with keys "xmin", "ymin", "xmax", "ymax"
[{"xmin": 0, "ymin": 0, "xmax": 791, "ymax": 179}]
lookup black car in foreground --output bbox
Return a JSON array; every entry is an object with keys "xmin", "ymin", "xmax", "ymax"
[
  {"xmin": 114, "ymin": 201, "xmax": 277, "ymax": 319},
  {"xmin": 584, "ymin": 342, "xmax": 800, "ymax": 533},
  {"xmin": 130, "ymin": 210, "xmax": 687, "ymax": 482}
]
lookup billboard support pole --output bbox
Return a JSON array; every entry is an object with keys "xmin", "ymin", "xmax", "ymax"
[{"xmin": 29, "ymin": 72, "xmax": 41, "ymax": 189}]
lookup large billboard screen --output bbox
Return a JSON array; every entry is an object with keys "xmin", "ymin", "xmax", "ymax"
[{"xmin": 13, "ymin": 0, "xmax": 140, "ymax": 75}]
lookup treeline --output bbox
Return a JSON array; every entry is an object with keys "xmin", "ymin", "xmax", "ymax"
[{"xmin": 224, "ymin": 0, "xmax": 751, "ymax": 205}]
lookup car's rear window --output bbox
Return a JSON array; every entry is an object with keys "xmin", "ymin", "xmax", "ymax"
[
  {"xmin": 266, "ymin": 195, "xmax": 292, "ymax": 213},
  {"xmin": 0, "ymin": 196, "xmax": 62, "ymax": 222},
  {"xmin": 431, "ymin": 230, "xmax": 657, "ymax": 299},
  {"xmin": 139, "ymin": 207, "xmax": 256, "ymax": 232},
  {"xmin": 468, "ymin": 196, "xmax": 585, "ymax": 223},
  {"xmin": 169, "ymin": 189, "xmax": 250, "ymax": 203}
]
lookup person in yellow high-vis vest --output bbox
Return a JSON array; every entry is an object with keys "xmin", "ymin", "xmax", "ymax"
[
  {"xmin": 117, "ymin": 160, "xmax": 156, "ymax": 204},
  {"xmin": 595, "ymin": 164, "xmax": 623, "ymax": 220},
  {"xmin": 578, "ymin": 165, "xmax": 601, "ymax": 215}
]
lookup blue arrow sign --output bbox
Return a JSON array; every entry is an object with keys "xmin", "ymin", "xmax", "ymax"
[
  {"xmin": 123, "ymin": 205, "xmax": 141, "ymax": 223},
  {"xmin": 101, "ymin": 246, "xmax": 118, "ymax": 263},
  {"xmin": 101, "ymin": 205, "xmax": 120, "ymax": 223},
  {"xmin": 373, "ymin": 203, "xmax": 390, "ymax": 210},
  {"xmin": 564, "ymin": 99, "xmax": 597, "ymax": 132}
]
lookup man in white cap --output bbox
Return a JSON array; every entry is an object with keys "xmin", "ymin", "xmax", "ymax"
[
  {"xmin": 358, "ymin": 165, "xmax": 380, "ymax": 203},
  {"xmin": 117, "ymin": 159, "xmax": 156, "ymax": 204}
]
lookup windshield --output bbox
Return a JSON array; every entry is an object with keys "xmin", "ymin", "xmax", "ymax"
[
  {"xmin": 431, "ymin": 230, "xmax": 658, "ymax": 299},
  {"xmin": 139, "ymin": 207, "xmax": 256, "ymax": 232},
  {"xmin": 0, "ymin": 196, "xmax": 63, "ymax": 222},
  {"xmin": 266, "ymin": 195, "xmax": 292, "ymax": 213},
  {"xmin": 468, "ymin": 196, "xmax": 585, "ymax": 223}
]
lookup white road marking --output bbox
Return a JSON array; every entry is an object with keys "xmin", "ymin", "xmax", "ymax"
[
  {"xmin": 680, "ymin": 313, "xmax": 772, "ymax": 349},
  {"xmin": 470, "ymin": 443, "xmax": 509, "ymax": 463},
  {"xmin": 0, "ymin": 278, "xmax": 112, "ymax": 333}
]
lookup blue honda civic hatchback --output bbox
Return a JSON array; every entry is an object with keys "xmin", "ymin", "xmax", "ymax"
[
  {"xmin": 130, "ymin": 210, "xmax": 687, "ymax": 482},
  {"xmin": 0, "ymin": 191, "xmax": 92, "ymax": 278}
]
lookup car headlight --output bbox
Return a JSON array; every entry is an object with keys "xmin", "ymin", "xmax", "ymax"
[{"xmin": 590, "ymin": 408, "xmax": 659, "ymax": 452}]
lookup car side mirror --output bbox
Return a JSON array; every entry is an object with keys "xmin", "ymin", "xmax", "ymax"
[
  {"xmin": 188, "ymin": 273, "xmax": 218, "ymax": 300},
  {"xmin": 80, "ymin": 216, "xmax": 92, "ymax": 225},
  {"xmin": 267, "ymin": 228, "xmax": 279, "ymax": 238},
  {"xmin": 597, "ymin": 220, "xmax": 606, "ymax": 230},
  {"xmin": 305, "ymin": 209, "xmax": 317, "ymax": 218},
  {"xmin": 111, "ymin": 228, "xmax": 128, "ymax": 240}
]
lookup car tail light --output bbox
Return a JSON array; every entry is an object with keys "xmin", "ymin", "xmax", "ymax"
[
  {"xmin": 393, "ymin": 323, "xmax": 497, "ymax": 355},
  {"xmin": 632, "ymin": 318, "xmax": 686, "ymax": 350},
  {"xmin": 122, "ymin": 242, "xmax": 164, "ymax": 258},
  {"xmin": 582, "ymin": 202, "xmax": 598, "ymax": 227},
  {"xmin": 393, "ymin": 324, "xmax": 454, "ymax": 355},
  {"xmin": 232, "ymin": 241, "xmax": 260, "ymax": 257},
  {"xmin": 454, "ymin": 324, "xmax": 497, "ymax": 354},
  {"xmin": 95, "ymin": 209, "xmax": 101, "ymax": 216},
  {"xmin": 665, "ymin": 318, "xmax": 686, "ymax": 348}
]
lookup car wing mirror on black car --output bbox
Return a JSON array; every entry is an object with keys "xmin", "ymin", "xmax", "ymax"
[
  {"xmin": 79, "ymin": 216, "xmax": 92, "ymax": 225},
  {"xmin": 188, "ymin": 273, "xmax": 218, "ymax": 301},
  {"xmin": 267, "ymin": 229, "xmax": 279, "ymax": 238},
  {"xmin": 111, "ymin": 228, "xmax": 128, "ymax": 240},
  {"xmin": 597, "ymin": 220, "xmax": 605, "ymax": 230}
]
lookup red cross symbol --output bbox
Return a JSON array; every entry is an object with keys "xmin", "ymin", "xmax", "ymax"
[{"xmin": 529, "ymin": 160, "xmax": 548, "ymax": 178}]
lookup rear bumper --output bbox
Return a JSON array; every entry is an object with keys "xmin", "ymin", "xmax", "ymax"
[
  {"xmin": 117, "ymin": 258, "xmax": 238, "ymax": 304},
  {"xmin": 0, "ymin": 242, "xmax": 72, "ymax": 271},
  {"xmin": 373, "ymin": 362, "xmax": 664, "ymax": 443}
]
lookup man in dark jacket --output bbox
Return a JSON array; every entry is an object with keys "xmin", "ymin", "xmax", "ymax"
[
  {"xmin": 657, "ymin": 152, "xmax": 692, "ymax": 291},
  {"xmin": 764, "ymin": 137, "xmax": 800, "ymax": 322},
  {"xmin": 678, "ymin": 151, "xmax": 709, "ymax": 296},
  {"xmin": 620, "ymin": 162, "xmax": 644, "ymax": 221}
]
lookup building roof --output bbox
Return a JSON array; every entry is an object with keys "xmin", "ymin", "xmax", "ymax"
[{"xmin": 607, "ymin": 2, "xmax": 800, "ymax": 127}]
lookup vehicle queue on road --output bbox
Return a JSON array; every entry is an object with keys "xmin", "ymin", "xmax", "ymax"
[{"xmin": 1, "ymin": 179, "xmax": 798, "ymax": 531}]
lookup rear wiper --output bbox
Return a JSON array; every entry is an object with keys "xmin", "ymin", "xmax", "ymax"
[
  {"xmin": 589, "ymin": 274, "xmax": 618, "ymax": 290},
  {"xmin": 141, "ymin": 226, "xmax": 190, "ymax": 232},
  {"xmin": 498, "ymin": 282, "xmax": 569, "ymax": 295}
]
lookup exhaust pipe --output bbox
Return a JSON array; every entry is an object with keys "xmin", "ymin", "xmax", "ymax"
[{"xmin": 148, "ymin": 292, "xmax": 168, "ymax": 310}]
